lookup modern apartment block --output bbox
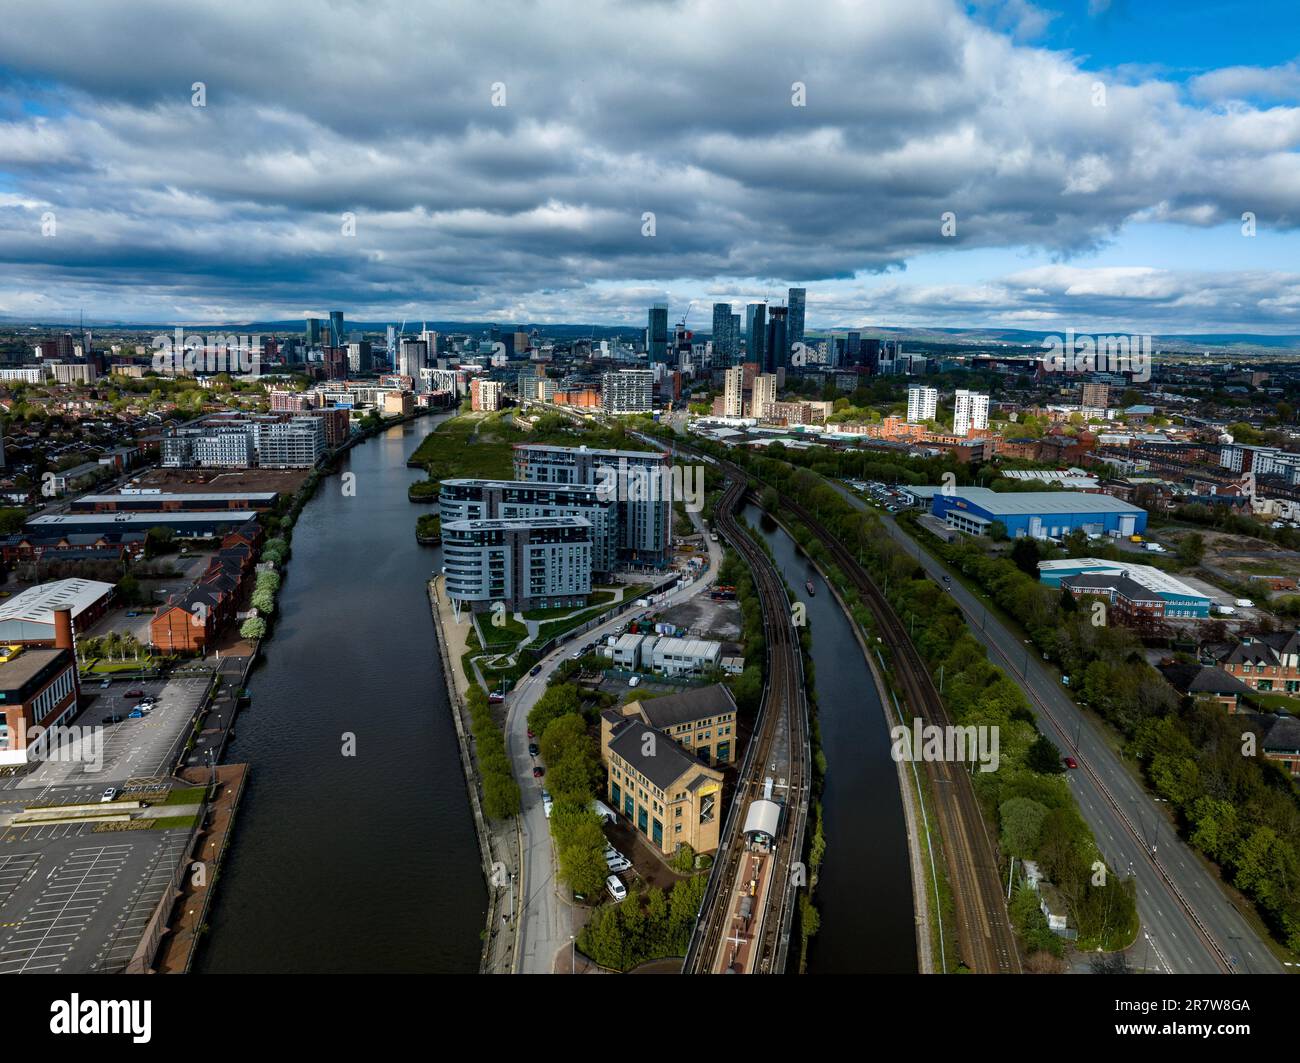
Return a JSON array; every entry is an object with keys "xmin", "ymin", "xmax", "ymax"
[
  {"xmin": 470, "ymin": 378, "xmax": 504, "ymax": 411},
  {"xmin": 438, "ymin": 478, "xmax": 619, "ymax": 575},
  {"xmin": 952, "ymin": 389, "xmax": 990, "ymax": 436},
  {"xmin": 722, "ymin": 365, "xmax": 745, "ymax": 417},
  {"xmin": 601, "ymin": 369, "xmax": 653, "ymax": 415},
  {"xmin": 162, "ymin": 425, "xmax": 256, "ymax": 468},
  {"xmin": 442, "ymin": 515, "xmax": 592, "ymax": 614},
  {"xmin": 253, "ymin": 417, "xmax": 327, "ymax": 468},
  {"xmin": 906, "ymin": 385, "xmax": 938, "ymax": 423},
  {"xmin": 751, "ymin": 373, "xmax": 777, "ymax": 419},
  {"xmin": 513, "ymin": 443, "xmax": 672, "ymax": 565}
]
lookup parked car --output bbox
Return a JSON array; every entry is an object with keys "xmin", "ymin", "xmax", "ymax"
[
  {"xmin": 528, "ymin": 743, "xmax": 540, "ymax": 757},
  {"xmin": 1064, "ymin": 756, "xmax": 1079, "ymax": 770},
  {"xmin": 532, "ymin": 765, "xmax": 545, "ymax": 779},
  {"xmin": 100, "ymin": 679, "xmax": 111, "ymax": 689},
  {"xmin": 100, "ymin": 787, "xmax": 118, "ymax": 803},
  {"xmin": 101, "ymin": 714, "xmax": 123, "ymax": 724},
  {"xmin": 606, "ymin": 875, "xmax": 627, "ymax": 902},
  {"xmin": 125, "ymin": 688, "xmax": 144, "ymax": 698},
  {"xmin": 543, "ymin": 796, "xmax": 554, "ymax": 819},
  {"xmin": 128, "ymin": 709, "xmax": 144, "ymax": 719}
]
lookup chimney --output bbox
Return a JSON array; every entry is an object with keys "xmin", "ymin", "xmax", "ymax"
[{"xmin": 53, "ymin": 607, "xmax": 74, "ymax": 651}]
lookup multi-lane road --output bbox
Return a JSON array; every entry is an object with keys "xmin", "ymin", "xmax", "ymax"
[{"xmin": 836, "ymin": 484, "xmax": 1284, "ymax": 975}]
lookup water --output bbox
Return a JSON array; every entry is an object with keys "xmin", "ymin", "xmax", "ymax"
[
  {"xmin": 743, "ymin": 504, "xmax": 916, "ymax": 974},
  {"xmin": 195, "ymin": 417, "xmax": 486, "ymax": 973}
]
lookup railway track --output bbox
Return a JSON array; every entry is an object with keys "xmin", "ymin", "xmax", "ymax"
[
  {"xmin": 781, "ymin": 494, "xmax": 1021, "ymax": 974},
  {"xmin": 680, "ymin": 474, "xmax": 811, "ymax": 974},
  {"xmin": 658, "ymin": 433, "xmax": 1019, "ymax": 974}
]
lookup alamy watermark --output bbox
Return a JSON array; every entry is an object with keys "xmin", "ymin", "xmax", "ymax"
[
  {"xmin": 890, "ymin": 718, "xmax": 1000, "ymax": 773},
  {"xmin": 594, "ymin": 460, "xmax": 704, "ymax": 512},
  {"xmin": 6, "ymin": 720, "xmax": 104, "ymax": 772},
  {"xmin": 152, "ymin": 328, "xmax": 262, "ymax": 378},
  {"xmin": 1041, "ymin": 329, "xmax": 1151, "ymax": 383}
]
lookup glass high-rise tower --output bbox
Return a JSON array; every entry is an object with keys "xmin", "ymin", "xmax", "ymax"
[
  {"xmin": 787, "ymin": 288, "xmax": 806, "ymax": 351},
  {"xmin": 647, "ymin": 305, "xmax": 669, "ymax": 365}
]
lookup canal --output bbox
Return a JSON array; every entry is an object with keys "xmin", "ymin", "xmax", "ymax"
[
  {"xmin": 196, "ymin": 415, "xmax": 486, "ymax": 973},
  {"xmin": 743, "ymin": 503, "xmax": 917, "ymax": 974}
]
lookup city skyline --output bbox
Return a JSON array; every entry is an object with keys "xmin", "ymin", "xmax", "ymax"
[{"xmin": 0, "ymin": 0, "xmax": 1296, "ymax": 333}]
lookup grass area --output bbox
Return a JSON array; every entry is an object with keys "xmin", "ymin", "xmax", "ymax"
[
  {"xmin": 162, "ymin": 786, "xmax": 207, "ymax": 806},
  {"xmin": 82, "ymin": 658, "xmax": 159, "ymax": 674},
  {"xmin": 535, "ymin": 589, "xmax": 645, "ymax": 644},
  {"xmin": 148, "ymin": 813, "xmax": 201, "ymax": 830},
  {"xmin": 1246, "ymin": 691, "xmax": 1300, "ymax": 714},
  {"xmin": 480, "ymin": 613, "xmax": 531, "ymax": 649}
]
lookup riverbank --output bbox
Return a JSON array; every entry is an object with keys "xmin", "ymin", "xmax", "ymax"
[
  {"xmin": 194, "ymin": 415, "xmax": 483, "ymax": 974},
  {"xmin": 428, "ymin": 574, "xmax": 522, "ymax": 974},
  {"xmin": 748, "ymin": 503, "xmax": 932, "ymax": 974}
]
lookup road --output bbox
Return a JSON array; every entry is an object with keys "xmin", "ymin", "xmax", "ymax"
[
  {"xmin": 836, "ymin": 484, "xmax": 1284, "ymax": 975},
  {"xmin": 503, "ymin": 512, "xmax": 724, "ymax": 974}
]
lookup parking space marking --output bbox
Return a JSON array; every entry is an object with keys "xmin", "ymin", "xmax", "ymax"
[{"xmin": 0, "ymin": 844, "xmax": 130, "ymax": 974}]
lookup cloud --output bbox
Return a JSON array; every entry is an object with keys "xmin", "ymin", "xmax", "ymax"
[{"xmin": 0, "ymin": 0, "xmax": 1295, "ymax": 329}]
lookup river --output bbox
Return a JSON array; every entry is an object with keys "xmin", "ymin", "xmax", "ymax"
[
  {"xmin": 195, "ymin": 415, "xmax": 486, "ymax": 974},
  {"xmin": 743, "ymin": 503, "xmax": 917, "ymax": 974}
]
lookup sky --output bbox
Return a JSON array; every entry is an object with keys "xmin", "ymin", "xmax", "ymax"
[{"xmin": 0, "ymin": 0, "xmax": 1297, "ymax": 333}]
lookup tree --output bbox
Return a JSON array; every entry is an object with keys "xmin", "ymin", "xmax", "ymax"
[
  {"xmin": 1027, "ymin": 734, "xmax": 1065, "ymax": 774},
  {"xmin": 1177, "ymin": 532, "xmax": 1205, "ymax": 567},
  {"xmin": 1000, "ymin": 797, "xmax": 1050, "ymax": 857},
  {"xmin": 239, "ymin": 617, "xmax": 267, "ymax": 639}
]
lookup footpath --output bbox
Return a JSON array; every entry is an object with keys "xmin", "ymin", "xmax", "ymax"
[{"xmin": 428, "ymin": 575, "xmax": 522, "ymax": 974}]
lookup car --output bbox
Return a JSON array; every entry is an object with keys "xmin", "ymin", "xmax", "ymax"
[
  {"xmin": 606, "ymin": 856, "xmax": 631, "ymax": 873},
  {"xmin": 530, "ymin": 665, "xmax": 542, "ymax": 677},
  {"xmin": 101, "ymin": 714, "xmax": 123, "ymax": 724},
  {"xmin": 606, "ymin": 875, "xmax": 627, "ymax": 902},
  {"xmin": 100, "ymin": 679, "xmax": 111, "ymax": 689},
  {"xmin": 125, "ymin": 688, "xmax": 144, "ymax": 698},
  {"xmin": 125, "ymin": 611, "xmax": 140, "ymax": 617},
  {"xmin": 532, "ymin": 765, "xmax": 545, "ymax": 778},
  {"xmin": 541, "ymin": 789, "xmax": 552, "ymax": 803},
  {"xmin": 942, "ymin": 574, "xmax": 951, "ymax": 583},
  {"xmin": 488, "ymin": 692, "xmax": 505, "ymax": 704},
  {"xmin": 1064, "ymin": 756, "xmax": 1079, "ymax": 770},
  {"xmin": 128, "ymin": 709, "xmax": 144, "ymax": 718},
  {"xmin": 100, "ymin": 787, "xmax": 118, "ymax": 803},
  {"xmin": 528, "ymin": 743, "xmax": 540, "ymax": 757},
  {"xmin": 526, "ymin": 727, "xmax": 535, "ymax": 739}
]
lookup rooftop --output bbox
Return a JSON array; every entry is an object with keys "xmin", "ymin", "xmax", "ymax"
[
  {"xmin": 627, "ymin": 684, "xmax": 736, "ymax": 729},
  {"xmin": 0, "ymin": 646, "xmax": 70, "ymax": 692},
  {"xmin": 942, "ymin": 487, "xmax": 1145, "ymax": 517},
  {"xmin": 28, "ymin": 511, "xmax": 260, "ymax": 527},
  {"xmin": 608, "ymin": 718, "xmax": 711, "ymax": 791},
  {"xmin": 0, "ymin": 579, "xmax": 115, "ymax": 624}
]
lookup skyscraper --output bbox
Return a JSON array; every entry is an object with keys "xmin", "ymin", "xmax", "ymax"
[
  {"xmin": 764, "ymin": 306, "xmax": 788, "ymax": 374},
  {"xmin": 787, "ymin": 288, "xmax": 806, "ymax": 352},
  {"xmin": 746, "ymin": 303, "xmax": 766, "ymax": 369},
  {"xmin": 329, "ymin": 310, "xmax": 345, "ymax": 348},
  {"xmin": 711, "ymin": 303, "xmax": 737, "ymax": 365},
  {"xmin": 647, "ymin": 305, "xmax": 669, "ymax": 365},
  {"xmin": 306, "ymin": 317, "xmax": 323, "ymax": 346}
]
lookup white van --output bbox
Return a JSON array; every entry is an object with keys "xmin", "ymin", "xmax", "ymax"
[
  {"xmin": 628, "ymin": 676, "xmax": 640, "ymax": 688},
  {"xmin": 606, "ymin": 875, "xmax": 627, "ymax": 902}
]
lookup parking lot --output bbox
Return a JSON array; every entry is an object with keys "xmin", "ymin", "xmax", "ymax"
[
  {"xmin": 0, "ymin": 830, "xmax": 192, "ymax": 973},
  {"xmin": 8, "ymin": 672, "xmax": 211, "ymax": 793}
]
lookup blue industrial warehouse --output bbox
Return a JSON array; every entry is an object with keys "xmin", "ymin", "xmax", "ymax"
[{"xmin": 929, "ymin": 487, "xmax": 1147, "ymax": 539}]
